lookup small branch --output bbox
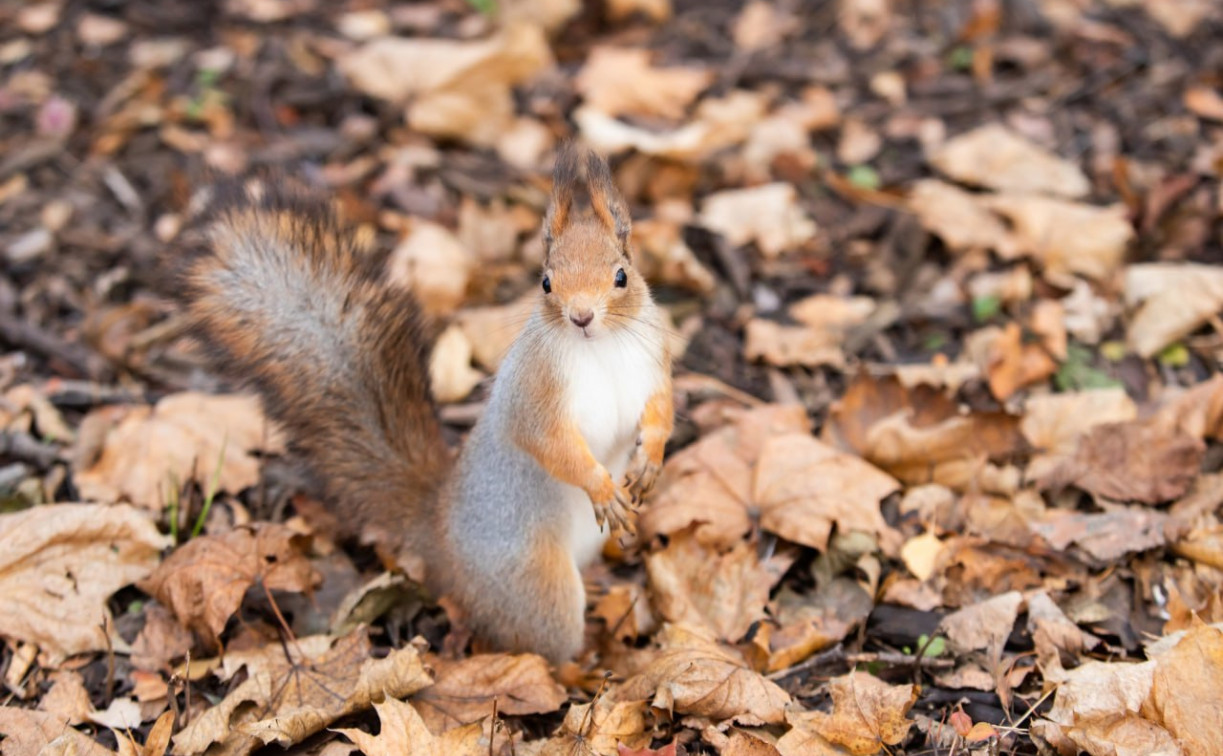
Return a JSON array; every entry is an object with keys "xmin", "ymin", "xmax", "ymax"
[
  {"xmin": 0, "ymin": 430, "xmax": 62, "ymax": 468},
  {"xmin": 0, "ymin": 312, "xmax": 111, "ymax": 380}
]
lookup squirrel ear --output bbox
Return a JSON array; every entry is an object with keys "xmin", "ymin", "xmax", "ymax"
[
  {"xmin": 544, "ymin": 145, "xmax": 581, "ymax": 251},
  {"xmin": 585, "ymin": 150, "xmax": 631, "ymax": 251}
]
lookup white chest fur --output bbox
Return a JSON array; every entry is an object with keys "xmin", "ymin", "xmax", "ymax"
[
  {"xmin": 563, "ymin": 330, "xmax": 660, "ymax": 467},
  {"xmin": 560, "ymin": 329, "xmax": 660, "ymax": 566}
]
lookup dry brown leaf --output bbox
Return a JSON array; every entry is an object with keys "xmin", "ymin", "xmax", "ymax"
[
  {"xmin": 575, "ymin": 47, "xmax": 711, "ymax": 120},
  {"xmin": 783, "ymin": 672, "xmax": 916, "ymax": 755},
  {"xmin": 929, "ymin": 124, "xmax": 1090, "ymax": 198},
  {"xmin": 986, "ymin": 194, "xmax": 1133, "ymax": 283},
  {"xmin": 899, "ymin": 531, "xmax": 944, "ymax": 582},
  {"xmin": 335, "ymin": 697, "xmax": 488, "ymax": 756},
  {"xmin": 73, "ymin": 393, "xmax": 282, "ymax": 511},
  {"xmin": 173, "ymin": 630, "xmax": 431, "ymax": 755},
  {"xmin": 753, "ymin": 434, "xmax": 899, "ymax": 552},
  {"xmin": 139, "ymin": 523, "xmax": 319, "ymax": 646},
  {"xmin": 130, "ymin": 604, "xmax": 194, "ymax": 673},
  {"xmin": 646, "ymin": 529, "xmax": 773, "ymax": 642},
  {"xmin": 698, "ymin": 183, "xmax": 817, "ymax": 258},
  {"xmin": 1184, "ymin": 86, "xmax": 1223, "ymax": 122},
  {"xmin": 824, "ymin": 373, "xmax": 1025, "ymax": 491},
  {"xmin": 1021, "ymin": 388, "xmax": 1137, "ymax": 481},
  {"xmin": 576, "ymin": 90, "xmax": 767, "ymax": 162},
  {"xmin": 641, "ymin": 405, "xmax": 809, "ymax": 548},
  {"xmin": 938, "ymin": 591, "xmax": 1022, "ymax": 658},
  {"xmin": 1033, "ymin": 657, "xmax": 1164, "ymax": 754},
  {"xmin": 767, "ymin": 580, "xmax": 872, "ymax": 672},
  {"xmin": 1124, "ymin": 263, "xmax": 1223, "ymax": 357},
  {"xmin": 339, "ymin": 24, "xmax": 551, "ymax": 146},
  {"xmin": 1038, "ymin": 419, "xmax": 1203, "ymax": 503},
  {"xmin": 979, "ymin": 322, "xmax": 1059, "ymax": 401},
  {"xmin": 1030, "ymin": 506, "xmax": 1169, "ymax": 562},
  {"xmin": 39, "ymin": 671, "xmax": 94, "ymax": 726},
  {"xmin": 413, "ymin": 653, "xmax": 565, "ymax": 733},
  {"xmin": 387, "ymin": 221, "xmax": 475, "ymax": 316},
  {"xmin": 907, "ymin": 179, "xmax": 1016, "ymax": 256},
  {"xmin": 0, "ymin": 503, "xmax": 169, "ymax": 663},
  {"xmin": 840, "ymin": 0, "xmax": 892, "ymax": 50},
  {"xmin": 1142, "ymin": 623, "xmax": 1223, "ymax": 754},
  {"xmin": 615, "ymin": 625, "xmax": 790, "ymax": 725},
  {"xmin": 1143, "ymin": 0, "xmax": 1217, "ymax": 37},
  {"xmin": 604, "ymin": 0, "xmax": 671, "ymax": 23},
  {"xmin": 634, "ymin": 217, "xmax": 716, "ymax": 293},
  {"xmin": 526, "ymin": 698, "xmax": 650, "ymax": 756},
  {"xmin": 593, "ymin": 582, "xmax": 656, "ymax": 642},
  {"xmin": 1027, "ymin": 591, "xmax": 1100, "ymax": 674},
  {"xmin": 0, "ymin": 708, "xmax": 117, "ymax": 756},
  {"xmin": 744, "ymin": 295, "xmax": 875, "ymax": 369},
  {"xmin": 733, "ymin": 1, "xmax": 796, "ymax": 51},
  {"xmin": 429, "ymin": 325, "xmax": 484, "ymax": 403}
]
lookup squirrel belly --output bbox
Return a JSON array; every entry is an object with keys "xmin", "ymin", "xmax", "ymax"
[{"xmin": 439, "ymin": 307, "xmax": 666, "ymax": 661}]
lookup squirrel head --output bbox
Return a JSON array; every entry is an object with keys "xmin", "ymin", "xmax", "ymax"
[{"xmin": 539, "ymin": 146, "xmax": 649, "ymax": 341}]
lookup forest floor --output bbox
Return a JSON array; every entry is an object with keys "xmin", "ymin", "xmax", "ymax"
[{"xmin": 1, "ymin": 0, "xmax": 1223, "ymax": 754}]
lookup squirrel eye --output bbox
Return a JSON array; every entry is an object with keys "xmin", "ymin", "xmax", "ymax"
[
  {"xmin": 542, "ymin": 275, "xmax": 552, "ymax": 294},
  {"xmin": 614, "ymin": 268, "xmax": 627, "ymax": 288}
]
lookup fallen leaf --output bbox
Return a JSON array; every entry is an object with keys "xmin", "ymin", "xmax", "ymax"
[
  {"xmin": 699, "ymin": 183, "xmax": 817, "ymax": 257},
  {"xmin": 87, "ymin": 698, "xmax": 143, "ymax": 731},
  {"xmin": 732, "ymin": 1, "xmax": 795, "ymax": 51},
  {"xmin": 575, "ymin": 47, "xmax": 711, "ymax": 120},
  {"xmin": 527, "ymin": 698, "xmax": 650, "ymax": 756},
  {"xmin": 824, "ymin": 373, "xmax": 1025, "ymax": 491},
  {"xmin": 173, "ymin": 630, "xmax": 431, "ymax": 755},
  {"xmin": 413, "ymin": 653, "xmax": 566, "ymax": 733},
  {"xmin": 1021, "ymin": 388, "xmax": 1137, "ymax": 462},
  {"xmin": 929, "ymin": 123, "xmax": 1090, "ymax": 198},
  {"xmin": 1184, "ymin": 86, "xmax": 1223, "ymax": 122},
  {"xmin": 753, "ymin": 433, "xmax": 899, "ymax": 552},
  {"xmin": 73, "ymin": 392, "xmax": 282, "ymax": 512},
  {"xmin": 429, "ymin": 325, "xmax": 484, "ymax": 403},
  {"xmin": 781, "ymin": 672, "xmax": 916, "ymax": 755},
  {"xmin": 840, "ymin": 0, "xmax": 892, "ymax": 50},
  {"xmin": 1143, "ymin": 0, "xmax": 1217, "ymax": 37},
  {"xmin": 1038, "ymin": 419, "xmax": 1203, "ymax": 503},
  {"xmin": 1125, "ymin": 263, "xmax": 1223, "ymax": 357},
  {"xmin": 39, "ymin": 671, "xmax": 93, "ymax": 726},
  {"xmin": 139, "ymin": 523, "xmax": 320, "ymax": 646},
  {"xmin": 646, "ymin": 529, "xmax": 773, "ymax": 642},
  {"xmin": 130, "ymin": 603, "xmax": 194, "ymax": 673},
  {"xmin": 1030, "ymin": 506, "xmax": 1169, "ymax": 562},
  {"xmin": 335, "ymin": 697, "xmax": 488, "ymax": 756},
  {"xmin": 986, "ymin": 194, "xmax": 1133, "ymax": 283},
  {"xmin": 604, "ymin": 0, "xmax": 671, "ymax": 23},
  {"xmin": 0, "ymin": 708, "xmax": 116, "ymax": 756},
  {"xmin": 615, "ymin": 625, "xmax": 790, "ymax": 725},
  {"xmin": 938, "ymin": 591, "xmax": 1022, "ymax": 658},
  {"xmin": 0, "ymin": 503, "xmax": 169, "ymax": 663},
  {"xmin": 744, "ymin": 295, "xmax": 875, "ymax": 369},
  {"xmin": 339, "ymin": 24, "xmax": 552, "ymax": 146},
  {"xmin": 977, "ymin": 322, "xmax": 1059, "ymax": 401},
  {"xmin": 900, "ymin": 531, "xmax": 945, "ymax": 582},
  {"xmin": 1142, "ymin": 623, "xmax": 1223, "ymax": 754},
  {"xmin": 577, "ymin": 90, "xmax": 767, "ymax": 162},
  {"xmin": 907, "ymin": 179, "xmax": 1016, "ymax": 256},
  {"xmin": 642, "ymin": 405, "xmax": 810, "ymax": 548},
  {"xmin": 387, "ymin": 221, "xmax": 475, "ymax": 315},
  {"xmin": 767, "ymin": 579, "xmax": 872, "ymax": 672}
]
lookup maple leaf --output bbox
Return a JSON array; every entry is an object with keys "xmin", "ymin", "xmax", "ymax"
[
  {"xmin": 0, "ymin": 503, "xmax": 169, "ymax": 663},
  {"xmin": 413, "ymin": 653, "xmax": 566, "ymax": 733},
  {"xmin": 172, "ymin": 629, "xmax": 432, "ymax": 755},
  {"xmin": 523, "ymin": 698, "xmax": 650, "ymax": 756},
  {"xmin": 139, "ymin": 522, "xmax": 320, "ymax": 646},
  {"xmin": 335, "ymin": 697, "xmax": 489, "ymax": 756},
  {"xmin": 0, "ymin": 708, "xmax": 117, "ymax": 756},
  {"xmin": 779, "ymin": 672, "xmax": 917, "ymax": 756}
]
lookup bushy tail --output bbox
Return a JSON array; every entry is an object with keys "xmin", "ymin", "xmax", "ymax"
[{"xmin": 178, "ymin": 184, "xmax": 450, "ymax": 561}]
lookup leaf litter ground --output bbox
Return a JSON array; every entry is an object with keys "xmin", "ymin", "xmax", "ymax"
[{"xmin": 2, "ymin": 0, "xmax": 1223, "ymax": 754}]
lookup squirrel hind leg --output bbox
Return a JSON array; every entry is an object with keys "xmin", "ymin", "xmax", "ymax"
[{"xmin": 460, "ymin": 534, "xmax": 586, "ymax": 665}]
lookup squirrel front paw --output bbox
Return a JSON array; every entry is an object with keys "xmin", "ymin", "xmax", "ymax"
[
  {"xmin": 590, "ymin": 480, "xmax": 637, "ymax": 535},
  {"xmin": 624, "ymin": 442, "xmax": 662, "ymax": 501}
]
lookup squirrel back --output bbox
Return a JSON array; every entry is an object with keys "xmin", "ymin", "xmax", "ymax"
[{"xmin": 178, "ymin": 186, "xmax": 450, "ymax": 567}]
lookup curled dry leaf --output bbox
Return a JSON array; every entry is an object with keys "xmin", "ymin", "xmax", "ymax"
[
  {"xmin": 745, "ymin": 295, "xmax": 875, "ymax": 369},
  {"xmin": 1029, "ymin": 506, "xmax": 1169, "ymax": 562},
  {"xmin": 929, "ymin": 123, "xmax": 1090, "ymax": 198},
  {"xmin": 975, "ymin": 322, "xmax": 1059, "ymax": 401},
  {"xmin": 823, "ymin": 373, "xmax": 1025, "ymax": 491},
  {"xmin": 0, "ymin": 503, "xmax": 169, "ymax": 663},
  {"xmin": 139, "ymin": 522, "xmax": 320, "ymax": 646},
  {"xmin": 577, "ymin": 90, "xmax": 767, "ymax": 162},
  {"xmin": 412, "ymin": 653, "xmax": 566, "ymax": 733},
  {"xmin": 524, "ymin": 698, "xmax": 650, "ymax": 756},
  {"xmin": 698, "ymin": 183, "xmax": 817, "ymax": 258},
  {"xmin": 575, "ymin": 47, "xmax": 712, "ymax": 120},
  {"xmin": 1021, "ymin": 388, "xmax": 1137, "ymax": 481},
  {"xmin": 985, "ymin": 194, "xmax": 1133, "ymax": 284},
  {"xmin": 907, "ymin": 179, "xmax": 1016, "ymax": 256},
  {"xmin": 0, "ymin": 708, "xmax": 117, "ymax": 756},
  {"xmin": 173, "ymin": 630, "xmax": 432, "ymax": 755},
  {"xmin": 73, "ymin": 392, "xmax": 283, "ymax": 512},
  {"xmin": 429, "ymin": 324, "xmax": 484, "ymax": 403},
  {"xmin": 387, "ymin": 221, "xmax": 475, "ymax": 315},
  {"xmin": 335, "ymin": 697, "xmax": 489, "ymax": 756},
  {"xmin": 938, "ymin": 590, "xmax": 1022, "ymax": 658},
  {"xmin": 1034, "ymin": 623, "xmax": 1223, "ymax": 756},
  {"xmin": 645, "ymin": 529, "xmax": 773, "ymax": 642},
  {"xmin": 615, "ymin": 625, "xmax": 790, "ymax": 725},
  {"xmin": 779, "ymin": 672, "xmax": 916, "ymax": 756},
  {"xmin": 1125, "ymin": 263, "xmax": 1223, "ymax": 357},
  {"xmin": 339, "ymin": 24, "xmax": 551, "ymax": 146}
]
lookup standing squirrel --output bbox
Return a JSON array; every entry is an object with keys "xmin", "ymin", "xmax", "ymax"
[{"xmin": 179, "ymin": 147, "xmax": 674, "ymax": 663}]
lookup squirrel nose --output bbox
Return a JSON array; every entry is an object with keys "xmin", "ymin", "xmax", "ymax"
[{"xmin": 570, "ymin": 309, "xmax": 594, "ymax": 328}]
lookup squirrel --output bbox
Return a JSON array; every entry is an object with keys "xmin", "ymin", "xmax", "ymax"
[{"xmin": 177, "ymin": 146, "xmax": 674, "ymax": 663}]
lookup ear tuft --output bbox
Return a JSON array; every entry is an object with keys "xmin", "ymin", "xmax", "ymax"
[
  {"xmin": 544, "ymin": 144, "xmax": 582, "ymax": 250},
  {"xmin": 586, "ymin": 150, "xmax": 631, "ymax": 249}
]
